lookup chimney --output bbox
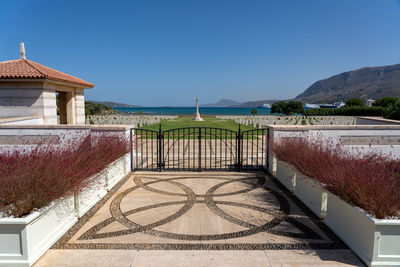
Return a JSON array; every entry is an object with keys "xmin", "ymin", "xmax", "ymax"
[{"xmin": 20, "ymin": 42, "xmax": 26, "ymax": 59}]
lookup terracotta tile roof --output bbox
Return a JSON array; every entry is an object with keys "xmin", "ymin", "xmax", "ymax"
[{"xmin": 0, "ymin": 59, "xmax": 94, "ymax": 88}]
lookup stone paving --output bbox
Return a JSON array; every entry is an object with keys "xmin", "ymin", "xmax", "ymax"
[{"xmin": 35, "ymin": 171, "xmax": 364, "ymax": 266}]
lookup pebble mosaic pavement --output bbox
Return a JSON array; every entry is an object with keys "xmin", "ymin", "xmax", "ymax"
[{"xmin": 52, "ymin": 171, "xmax": 350, "ymax": 250}]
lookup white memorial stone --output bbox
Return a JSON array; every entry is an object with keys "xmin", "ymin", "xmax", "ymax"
[{"xmin": 193, "ymin": 96, "xmax": 203, "ymax": 121}]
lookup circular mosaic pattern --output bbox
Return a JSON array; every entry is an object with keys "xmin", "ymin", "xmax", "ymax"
[{"xmin": 78, "ymin": 175, "xmax": 322, "ymax": 241}]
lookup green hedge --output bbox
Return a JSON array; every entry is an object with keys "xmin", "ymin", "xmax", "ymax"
[{"xmin": 304, "ymin": 106, "xmax": 385, "ymax": 116}]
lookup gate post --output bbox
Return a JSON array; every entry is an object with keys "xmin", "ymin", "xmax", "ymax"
[
  {"xmin": 198, "ymin": 128, "xmax": 202, "ymax": 171},
  {"xmin": 130, "ymin": 128, "xmax": 134, "ymax": 171},
  {"xmin": 237, "ymin": 125, "xmax": 241, "ymax": 172},
  {"xmin": 266, "ymin": 128, "xmax": 269, "ymax": 171},
  {"xmin": 158, "ymin": 124, "xmax": 163, "ymax": 172}
]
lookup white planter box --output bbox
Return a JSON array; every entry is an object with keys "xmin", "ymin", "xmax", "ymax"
[
  {"xmin": 75, "ymin": 156, "xmax": 128, "ymax": 218},
  {"xmin": 294, "ymin": 172, "xmax": 327, "ymax": 219},
  {"xmin": 74, "ymin": 172, "xmax": 108, "ymax": 218},
  {"xmin": 106, "ymin": 156, "xmax": 127, "ymax": 191},
  {"xmin": 0, "ymin": 154, "xmax": 129, "ymax": 267},
  {"xmin": 75, "ymin": 156, "xmax": 127, "ymax": 218},
  {"xmin": 325, "ymin": 192, "xmax": 400, "ymax": 267},
  {"xmin": 0, "ymin": 197, "xmax": 77, "ymax": 267},
  {"xmin": 275, "ymin": 159, "xmax": 296, "ymax": 192}
]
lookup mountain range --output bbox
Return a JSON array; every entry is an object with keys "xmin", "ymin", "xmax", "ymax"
[
  {"xmin": 206, "ymin": 63, "xmax": 400, "ymax": 106},
  {"xmin": 201, "ymin": 99, "xmax": 280, "ymax": 107},
  {"xmin": 295, "ymin": 63, "xmax": 400, "ymax": 103},
  {"xmin": 201, "ymin": 99, "xmax": 240, "ymax": 107},
  {"xmin": 93, "ymin": 63, "xmax": 400, "ymax": 108}
]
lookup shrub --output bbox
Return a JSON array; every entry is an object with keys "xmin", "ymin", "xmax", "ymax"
[
  {"xmin": 85, "ymin": 101, "xmax": 112, "ymax": 116},
  {"xmin": 271, "ymin": 101, "xmax": 304, "ymax": 115},
  {"xmin": 0, "ymin": 133, "xmax": 129, "ymax": 217},
  {"xmin": 345, "ymin": 98, "xmax": 364, "ymax": 107},
  {"xmin": 384, "ymin": 98, "xmax": 400, "ymax": 120},
  {"xmin": 373, "ymin": 97, "xmax": 398, "ymax": 108},
  {"xmin": 251, "ymin": 109, "xmax": 258, "ymax": 115},
  {"xmin": 271, "ymin": 138, "xmax": 400, "ymax": 219}
]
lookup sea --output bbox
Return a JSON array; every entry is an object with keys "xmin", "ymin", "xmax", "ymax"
[{"xmin": 113, "ymin": 107, "xmax": 272, "ymax": 116}]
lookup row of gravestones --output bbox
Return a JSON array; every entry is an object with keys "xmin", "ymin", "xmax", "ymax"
[
  {"xmin": 216, "ymin": 115, "xmax": 356, "ymax": 127},
  {"xmin": 85, "ymin": 115, "xmax": 178, "ymax": 127}
]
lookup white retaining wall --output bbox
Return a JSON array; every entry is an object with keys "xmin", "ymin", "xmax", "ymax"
[
  {"xmin": 0, "ymin": 116, "xmax": 44, "ymax": 125},
  {"xmin": 267, "ymin": 125, "xmax": 400, "ymax": 173},
  {"xmin": 0, "ymin": 125, "xmax": 133, "ymax": 156}
]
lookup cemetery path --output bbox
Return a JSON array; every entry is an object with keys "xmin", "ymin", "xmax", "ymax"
[{"xmin": 35, "ymin": 171, "xmax": 364, "ymax": 266}]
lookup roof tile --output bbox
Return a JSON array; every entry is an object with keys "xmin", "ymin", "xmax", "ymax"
[{"xmin": 0, "ymin": 59, "xmax": 94, "ymax": 88}]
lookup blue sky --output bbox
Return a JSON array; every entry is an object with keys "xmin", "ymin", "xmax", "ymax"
[{"xmin": 1, "ymin": 0, "xmax": 400, "ymax": 106}]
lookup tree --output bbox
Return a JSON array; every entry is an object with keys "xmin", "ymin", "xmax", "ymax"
[
  {"xmin": 271, "ymin": 101, "xmax": 286, "ymax": 114},
  {"xmin": 251, "ymin": 109, "xmax": 258, "ymax": 115},
  {"xmin": 345, "ymin": 98, "xmax": 364, "ymax": 107},
  {"xmin": 85, "ymin": 101, "xmax": 112, "ymax": 115},
  {"xmin": 373, "ymin": 97, "xmax": 398, "ymax": 108},
  {"xmin": 384, "ymin": 98, "xmax": 400, "ymax": 120},
  {"xmin": 286, "ymin": 101, "xmax": 304, "ymax": 114},
  {"xmin": 271, "ymin": 101, "xmax": 304, "ymax": 115}
]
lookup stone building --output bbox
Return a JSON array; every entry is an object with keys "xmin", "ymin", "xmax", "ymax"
[{"xmin": 0, "ymin": 43, "xmax": 94, "ymax": 125}]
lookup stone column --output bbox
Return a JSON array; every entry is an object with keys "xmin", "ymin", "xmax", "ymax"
[
  {"xmin": 42, "ymin": 89, "xmax": 57, "ymax": 124},
  {"xmin": 66, "ymin": 91, "xmax": 76, "ymax": 124},
  {"xmin": 75, "ymin": 88, "xmax": 85, "ymax": 124}
]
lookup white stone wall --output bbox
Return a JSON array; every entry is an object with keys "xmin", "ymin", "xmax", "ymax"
[
  {"xmin": 0, "ymin": 116, "xmax": 44, "ymax": 125},
  {"xmin": 0, "ymin": 82, "xmax": 47, "ymax": 118},
  {"xmin": 268, "ymin": 125, "xmax": 400, "ymax": 160},
  {"xmin": 0, "ymin": 125, "xmax": 132, "ymax": 157}
]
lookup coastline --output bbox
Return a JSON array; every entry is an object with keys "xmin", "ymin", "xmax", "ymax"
[{"xmin": 113, "ymin": 106, "xmax": 272, "ymax": 115}]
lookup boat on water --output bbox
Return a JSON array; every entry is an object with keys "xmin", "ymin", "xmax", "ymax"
[
  {"xmin": 304, "ymin": 103, "xmax": 320, "ymax": 109},
  {"xmin": 262, "ymin": 103, "xmax": 271, "ymax": 108},
  {"xmin": 319, "ymin": 101, "xmax": 345, "ymax": 109}
]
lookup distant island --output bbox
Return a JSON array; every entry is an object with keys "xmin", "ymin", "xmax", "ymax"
[{"xmin": 202, "ymin": 99, "xmax": 281, "ymax": 108}]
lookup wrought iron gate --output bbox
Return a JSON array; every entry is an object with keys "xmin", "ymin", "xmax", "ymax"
[
  {"xmin": 131, "ymin": 128, "xmax": 159, "ymax": 171},
  {"xmin": 239, "ymin": 128, "xmax": 267, "ymax": 170},
  {"xmin": 131, "ymin": 126, "xmax": 267, "ymax": 171}
]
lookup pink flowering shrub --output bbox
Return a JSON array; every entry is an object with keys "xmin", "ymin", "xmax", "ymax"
[
  {"xmin": 0, "ymin": 133, "xmax": 129, "ymax": 217},
  {"xmin": 272, "ymin": 137, "xmax": 400, "ymax": 219}
]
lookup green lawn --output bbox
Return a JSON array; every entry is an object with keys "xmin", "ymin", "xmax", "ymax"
[{"xmin": 138, "ymin": 116, "xmax": 256, "ymax": 132}]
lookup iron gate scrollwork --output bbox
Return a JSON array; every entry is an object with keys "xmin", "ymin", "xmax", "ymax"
[{"xmin": 131, "ymin": 125, "xmax": 267, "ymax": 171}]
